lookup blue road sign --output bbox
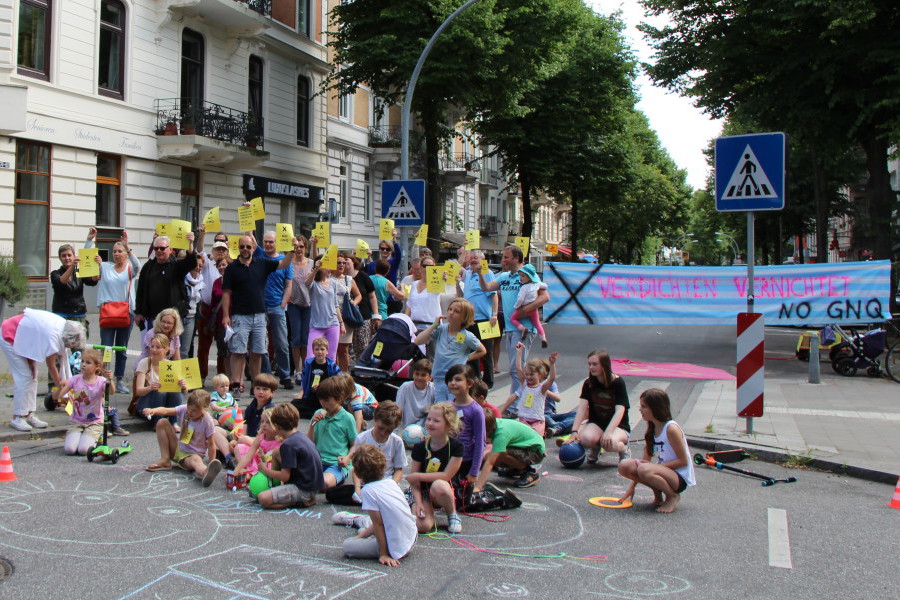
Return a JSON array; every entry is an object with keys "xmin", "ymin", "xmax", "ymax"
[
  {"xmin": 381, "ymin": 180, "xmax": 425, "ymax": 226},
  {"xmin": 715, "ymin": 133, "xmax": 786, "ymax": 211}
]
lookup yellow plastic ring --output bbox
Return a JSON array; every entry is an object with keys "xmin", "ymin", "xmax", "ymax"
[{"xmin": 589, "ymin": 496, "xmax": 633, "ymax": 509}]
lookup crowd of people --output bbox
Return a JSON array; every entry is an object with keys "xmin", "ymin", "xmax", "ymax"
[{"xmin": 0, "ymin": 225, "xmax": 696, "ymax": 568}]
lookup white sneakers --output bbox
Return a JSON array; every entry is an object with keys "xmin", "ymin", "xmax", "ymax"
[
  {"xmin": 332, "ymin": 511, "xmax": 372, "ymax": 529},
  {"xmin": 10, "ymin": 414, "xmax": 48, "ymax": 431}
]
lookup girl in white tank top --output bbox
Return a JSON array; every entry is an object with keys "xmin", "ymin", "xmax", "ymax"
[{"xmin": 617, "ymin": 388, "xmax": 695, "ymax": 513}]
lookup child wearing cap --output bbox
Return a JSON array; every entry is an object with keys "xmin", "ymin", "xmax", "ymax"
[{"xmin": 510, "ymin": 264, "xmax": 549, "ymax": 348}]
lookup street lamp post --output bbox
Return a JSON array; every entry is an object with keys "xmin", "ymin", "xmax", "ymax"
[
  {"xmin": 716, "ymin": 231, "xmax": 741, "ymax": 265},
  {"xmin": 668, "ymin": 233, "xmax": 694, "ymax": 266}
]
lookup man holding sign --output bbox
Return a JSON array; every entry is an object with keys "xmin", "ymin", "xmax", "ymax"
[
  {"xmin": 456, "ymin": 250, "xmax": 498, "ymax": 387},
  {"xmin": 478, "ymin": 245, "xmax": 549, "ymax": 397},
  {"xmin": 253, "ymin": 231, "xmax": 294, "ymax": 389},
  {"xmin": 135, "ymin": 234, "xmax": 197, "ymax": 331},
  {"xmin": 221, "ymin": 235, "xmax": 294, "ymax": 397}
]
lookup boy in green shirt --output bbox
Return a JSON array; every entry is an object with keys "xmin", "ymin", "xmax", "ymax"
[
  {"xmin": 474, "ymin": 407, "xmax": 546, "ymax": 491},
  {"xmin": 308, "ymin": 376, "xmax": 357, "ymax": 489}
]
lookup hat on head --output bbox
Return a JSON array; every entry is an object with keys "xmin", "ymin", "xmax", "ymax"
[
  {"xmin": 519, "ymin": 263, "xmax": 540, "ymax": 284},
  {"xmin": 212, "ymin": 241, "xmax": 229, "ymax": 250}
]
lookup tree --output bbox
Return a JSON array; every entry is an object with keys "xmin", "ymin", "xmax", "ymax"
[
  {"xmin": 640, "ymin": 0, "xmax": 900, "ymax": 267},
  {"xmin": 327, "ymin": 0, "xmax": 584, "ymax": 252}
]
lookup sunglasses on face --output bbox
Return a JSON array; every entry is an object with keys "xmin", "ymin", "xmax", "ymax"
[
  {"xmin": 154, "ymin": 246, "xmax": 169, "ymax": 251},
  {"xmin": 380, "ymin": 247, "xmax": 391, "ymax": 252},
  {"xmin": 239, "ymin": 244, "xmax": 253, "ymax": 249}
]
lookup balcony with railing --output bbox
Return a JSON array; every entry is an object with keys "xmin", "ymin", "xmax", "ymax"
[
  {"xmin": 480, "ymin": 168, "xmax": 500, "ymax": 189},
  {"xmin": 155, "ymin": 99, "xmax": 269, "ymax": 167},
  {"xmin": 159, "ymin": 0, "xmax": 271, "ymax": 35},
  {"xmin": 440, "ymin": 152, "xmax": 480, "ymax": 186},
  {"xmin": 479, "ymin": 215, "xmax": 500, "ymax": 235}
]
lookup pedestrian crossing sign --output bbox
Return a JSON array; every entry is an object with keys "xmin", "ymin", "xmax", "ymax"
[
  {"xmin": 382, "ymin": 180, "xmax": 426, "ymax": 226},
  {"xmin": 715, "ymin": 132, "xmax": 786, "ymax": 211}
]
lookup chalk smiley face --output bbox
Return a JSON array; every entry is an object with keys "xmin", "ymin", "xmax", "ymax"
[{"xmin": 0, "ymin": 485, "xmax": 221, "ymax": 559}]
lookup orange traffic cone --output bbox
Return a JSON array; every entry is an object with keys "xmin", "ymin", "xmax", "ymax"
[
  {"xmin": 0, "ymin": 446, "xmax": 17, "ymax": 482},
  {"xmin": 889, "ymin": 476, "xmax": 900, "ymax": 510}
]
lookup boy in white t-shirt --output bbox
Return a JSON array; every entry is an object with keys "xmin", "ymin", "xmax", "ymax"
[
  {"xmin": 332, "ymin": 443, "xmax": 417, "ymax": 567},
  {"xmin": 394, "ymin": 358, "xmax": 435, "ymax": 428}
]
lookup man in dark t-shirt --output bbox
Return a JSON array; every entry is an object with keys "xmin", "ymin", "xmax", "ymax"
[{"xmin": 222, "ymin": 235, "xmax": 293, "ymax": 394}]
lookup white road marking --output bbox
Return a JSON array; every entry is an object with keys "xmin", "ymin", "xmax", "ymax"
[{"xmin": 767, "ymin": 508, "xmax": 793, "ymax": 569}]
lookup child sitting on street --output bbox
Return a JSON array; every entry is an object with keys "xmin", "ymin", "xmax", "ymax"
[
  {"xmin": 144, "ymin": 389, "xmax": 223, "ymax": 487},
  {"xmin": 394, "ymin": 358, "xmax": 435, "ymax": 428},
  {"xmin": 335, "ymin": 373, "xmax": 378, "ymax": 432},
  {"xmin": 472, "ymin": 378, "xmax": 501, "ymax": 419},
  {"xmin": 499, "ymin": 345, "xmax": 558, "ymax": 437},
  {"xmin": 308, "ymin": 376, "xmax": 357, "ymax": 490},
  {"xmin": 232, "ymin": 407, "xmax": 282, "ymax": 479},
  {"xmin": 333, "ymin": 444, "xmax": 417, "ymax": 567},
  {"xmin": 294, "ymin": 336, "xmax": 342, "ymax": 418},
  {"xmin": 243, "ymin": 373, "xmax": 278, "ymax": 437},
  {"xmin": 257, "ymin": 403, "xmax": 324, "ymax": 509},
  {"xmin": 351, "ymin": 401, "xmax": 407, "ymax": 502}
]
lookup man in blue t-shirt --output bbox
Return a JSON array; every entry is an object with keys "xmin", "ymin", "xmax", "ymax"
[
  {"xmin": 254, "ymin": 231, "xmax": 294, "ymax": 389},
  {"xmin": 456, "ymin": 249, "xmax": 498, "ymax": 387},
  {"xmin": 478, "ymin": 245, "xmax": 549, "ymax": 395}
]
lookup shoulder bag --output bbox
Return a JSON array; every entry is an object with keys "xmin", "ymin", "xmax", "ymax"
[
  {"xmin": 340, "ymin": 275, "xmax": 364, "ymax": 328},
  {"xmin": 99, "ymin": 264, "xmax": 133, "ymax": 329}
]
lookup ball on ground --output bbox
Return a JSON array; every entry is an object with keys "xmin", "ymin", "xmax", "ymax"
[{"xmin": 559, "ymin": 442, "xmax": 586, "ymax": 469}]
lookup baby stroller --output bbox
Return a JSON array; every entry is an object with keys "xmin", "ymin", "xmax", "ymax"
[
  {"xmin": 351, "ymin": 314, "xmax": 425, "ymax": 402},
  {"xmin": 830, "ymin": 326, "xmax": 887, "ymax": 377}
]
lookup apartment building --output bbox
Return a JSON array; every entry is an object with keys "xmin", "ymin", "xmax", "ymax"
[{"xmin": 1, "ymin": 0, "xmax": 330, "ymax": 307}]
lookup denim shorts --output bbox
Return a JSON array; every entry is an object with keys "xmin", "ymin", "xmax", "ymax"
[
  {"xmin": 230, "ymin": 312, "xmax": 268, "ymax": 355},
  {"xmin": 323, "ymin": 463, "xmax": 349, "ymax": 485}
]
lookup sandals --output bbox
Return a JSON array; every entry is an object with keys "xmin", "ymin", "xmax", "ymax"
[{"xmin": 146, "ymin": 463, "xmax": 172, "ymax": 472}]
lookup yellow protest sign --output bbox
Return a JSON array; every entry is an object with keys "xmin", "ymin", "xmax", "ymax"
[
  {"xmin": 180, "ymin": 358, "xmax": 203, "ymax": 391},
  {"xmin": 250, "ymin": 197, "xmax": 265, "ymax": 220},
  {"xmin": 355, "ymin": 238, "xmax": 370, "ymax": 259},
  {"xmin": 426, "ymin": 266, "xmax": 444, "ymax": 293},
  {"xmin": 414, "ymin": 224, "xmax": 429, "ymax": 246},
  {"xmin": 546, "ymin": 243, "xmax": 559, "ymax": 255},
  {"xmin": 237, "ymin": 205, "xmax": 256, "ymax": 231},
  {"xmin": 313, "ymin": 221, "xmax": 330, "ymax": 247},
  {"xmin": 227, "ymin": 235, "xmax": 242, "ymax": 259},
  {"xmin": 515, "ymin": 236, "xmax": 530, "ymax": 258},
  {"xmin": 77, "ymin": 248, "xmax": 99, "ymax": 278},
  {"xmin": 445, "ymin": 260, "xmax": 461, "ymax": 282},
  {"xmin": 379, "ymin": 218, "xmax": 395, "ymax": 241},
  {"xmin": 156, "ymin": 222, "xmax": 171, "ymax": 237},
  {"xmin": 158, "ymin": 360, "xmax": 182, "ymax": 393},
  {"xmin": 102, "ymin": 347, "xmax": 112, "ymax": 364},
  {"xmin": 477, "ymin": 320, "xmax": 501, "ymax": 339},
  {"xmin": 480, "ymin": 259, "xmax": 490, "ymax": 275},
  {"xmin": 202, "ymin": 206, "xmax": 221, "ymax": 231},
  {"xmin": 170, "ymin": 219, "xmax": 191, "ymax": 250},
  {"xmin": 276, "ymin": 223, "xmax": 294, "ymax": 253},
  {"xmin": 321, "ymin": 244, "xmax": 338, "ymax": 270},
  {"xmin": 465, "ymin": 230, "xmax": 480, "ymax": 250}
]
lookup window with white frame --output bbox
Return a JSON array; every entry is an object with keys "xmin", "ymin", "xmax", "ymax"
[
  {"xmin": 339, "ymin": 164, "xmax": 349, "ymax": 221},
  {"xmin": 363, "ymin": 171, "xmax": 372, "ymax": 222},
  {"xmin": 339, "ymin": 93, "xmax": 351, "ymax": 121}
]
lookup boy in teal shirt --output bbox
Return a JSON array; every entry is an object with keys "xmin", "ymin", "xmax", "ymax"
[{"xmin": 308, "ymin": 376, "xmax": 357, "ymax": 489}]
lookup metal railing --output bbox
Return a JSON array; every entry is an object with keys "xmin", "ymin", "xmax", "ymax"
[
  {"xmin": 238, "ymin": 0, "xmax": 272, "ymax": 17},
  {"xmin": 440, "ymin": 153, "xmax": 481, "ymax": 172},
  {"xmin": 155, "ymin": 98, "xmax": 264, "ymax": 150},
  {"xmin": 479, "ymin": 214, "xmax": 500, "ymax": 234},
  {"xmin": 368, "ymin": 125, "xmax": 402, "ymax": 147}
]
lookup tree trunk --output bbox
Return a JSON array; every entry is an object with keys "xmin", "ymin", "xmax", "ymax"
[
  {"xmin": 422, "ymin": 106, "xmax": 443, "ymax": 258},
  {"xmin": 520, "ymin": 175, "xmax": 533, "ymax": 238},
  {"xmin": 811, "ymin": 144, "xmax": 829, "ymax": 263},
  {"xmin": 859, "ymin": 131, "xmax": 897, "ymax": 311},
  {"xmin": 569, "ymin": 189, "xmax": 578, "ymax": 262}
]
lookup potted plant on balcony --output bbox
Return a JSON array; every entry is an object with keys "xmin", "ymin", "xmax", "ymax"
[{"xmin": 0, "ymin": 256, "xmax": 28, "ymax": 319}]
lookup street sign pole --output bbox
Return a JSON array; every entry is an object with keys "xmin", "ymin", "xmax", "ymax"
[{"xmin": 746, "ymin": 211, "xmax": 755, "ymax": 434}]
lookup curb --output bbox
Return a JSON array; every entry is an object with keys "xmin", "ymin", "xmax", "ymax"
[
  {"xmin": 0, "ymin": 416, "xmax": 145, "ymax": 446},
  {"xmin": 687, "ymin": 436, "xmax": 898, "ymax": 486}
]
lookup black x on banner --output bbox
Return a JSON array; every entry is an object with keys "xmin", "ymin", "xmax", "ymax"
[{"xmin": 544, "ymin": 263, "xmax": 603, "ymax": 325}]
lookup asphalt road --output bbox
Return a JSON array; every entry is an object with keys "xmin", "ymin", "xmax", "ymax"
[{"xmin": 1, "ymin": 324, "xmax": 896, "ymax": 600}]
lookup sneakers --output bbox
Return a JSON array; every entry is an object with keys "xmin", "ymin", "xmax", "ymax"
[
  {"xmin": 115, "ymin": 380, "xmax": 130, "ymax": 395},
  {"xmin": 202, "ymin": 459, "xmax": 222, "ymax": 487},
  {"xmin": 111, "ymin": 427, "xmax": 130, "ymax": 436},
  {"xmin": 280, "ymin": 378, "xmax": 295, "ymax": 390},
  {"xmin": 10, "ymin": 416, "xmax": 32, "ymax": 432},
  {"xmin": 541, "ymin": 339, "xmax": 548, "ymax": 348},
  {"xmin": 483, "ymin": 481, "xmax": 505, "ymax": 497},
  {"xmin": 514, "ymin": 469, "xmax": 540, "ymax": 488},
  {"xmin": 585, "ymin": 447, "xmax": 600, "ymax": 464},
  {"xmin": 495, "ymin": 466, "xmax": 526, "ymax": 479},
  {"xmin": 447, "ymin": 513, "xmax": 462, "ymax": 534},
  {"xmin": 26, "ymin": 413, "xmax": 48, "ymax": 429},
  {"xmin": 555, "ymin": 434, "xmax": 572, "ymax": 447},
  {"xmin": 294, "ymin": 371, "xmax": 303, "ymax": 386},
  {"xmin": 332, "ymin": 510, "xmax": 372, "ymax": 529},
  {"xmin": 618, "ymin": 446, "xmax": 632, "ymax": 462}
]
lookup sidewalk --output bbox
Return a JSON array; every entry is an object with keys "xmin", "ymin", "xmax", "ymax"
[{"xmin": 679, "ymin": 373, "xmax": 900, "ymax": 484}]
